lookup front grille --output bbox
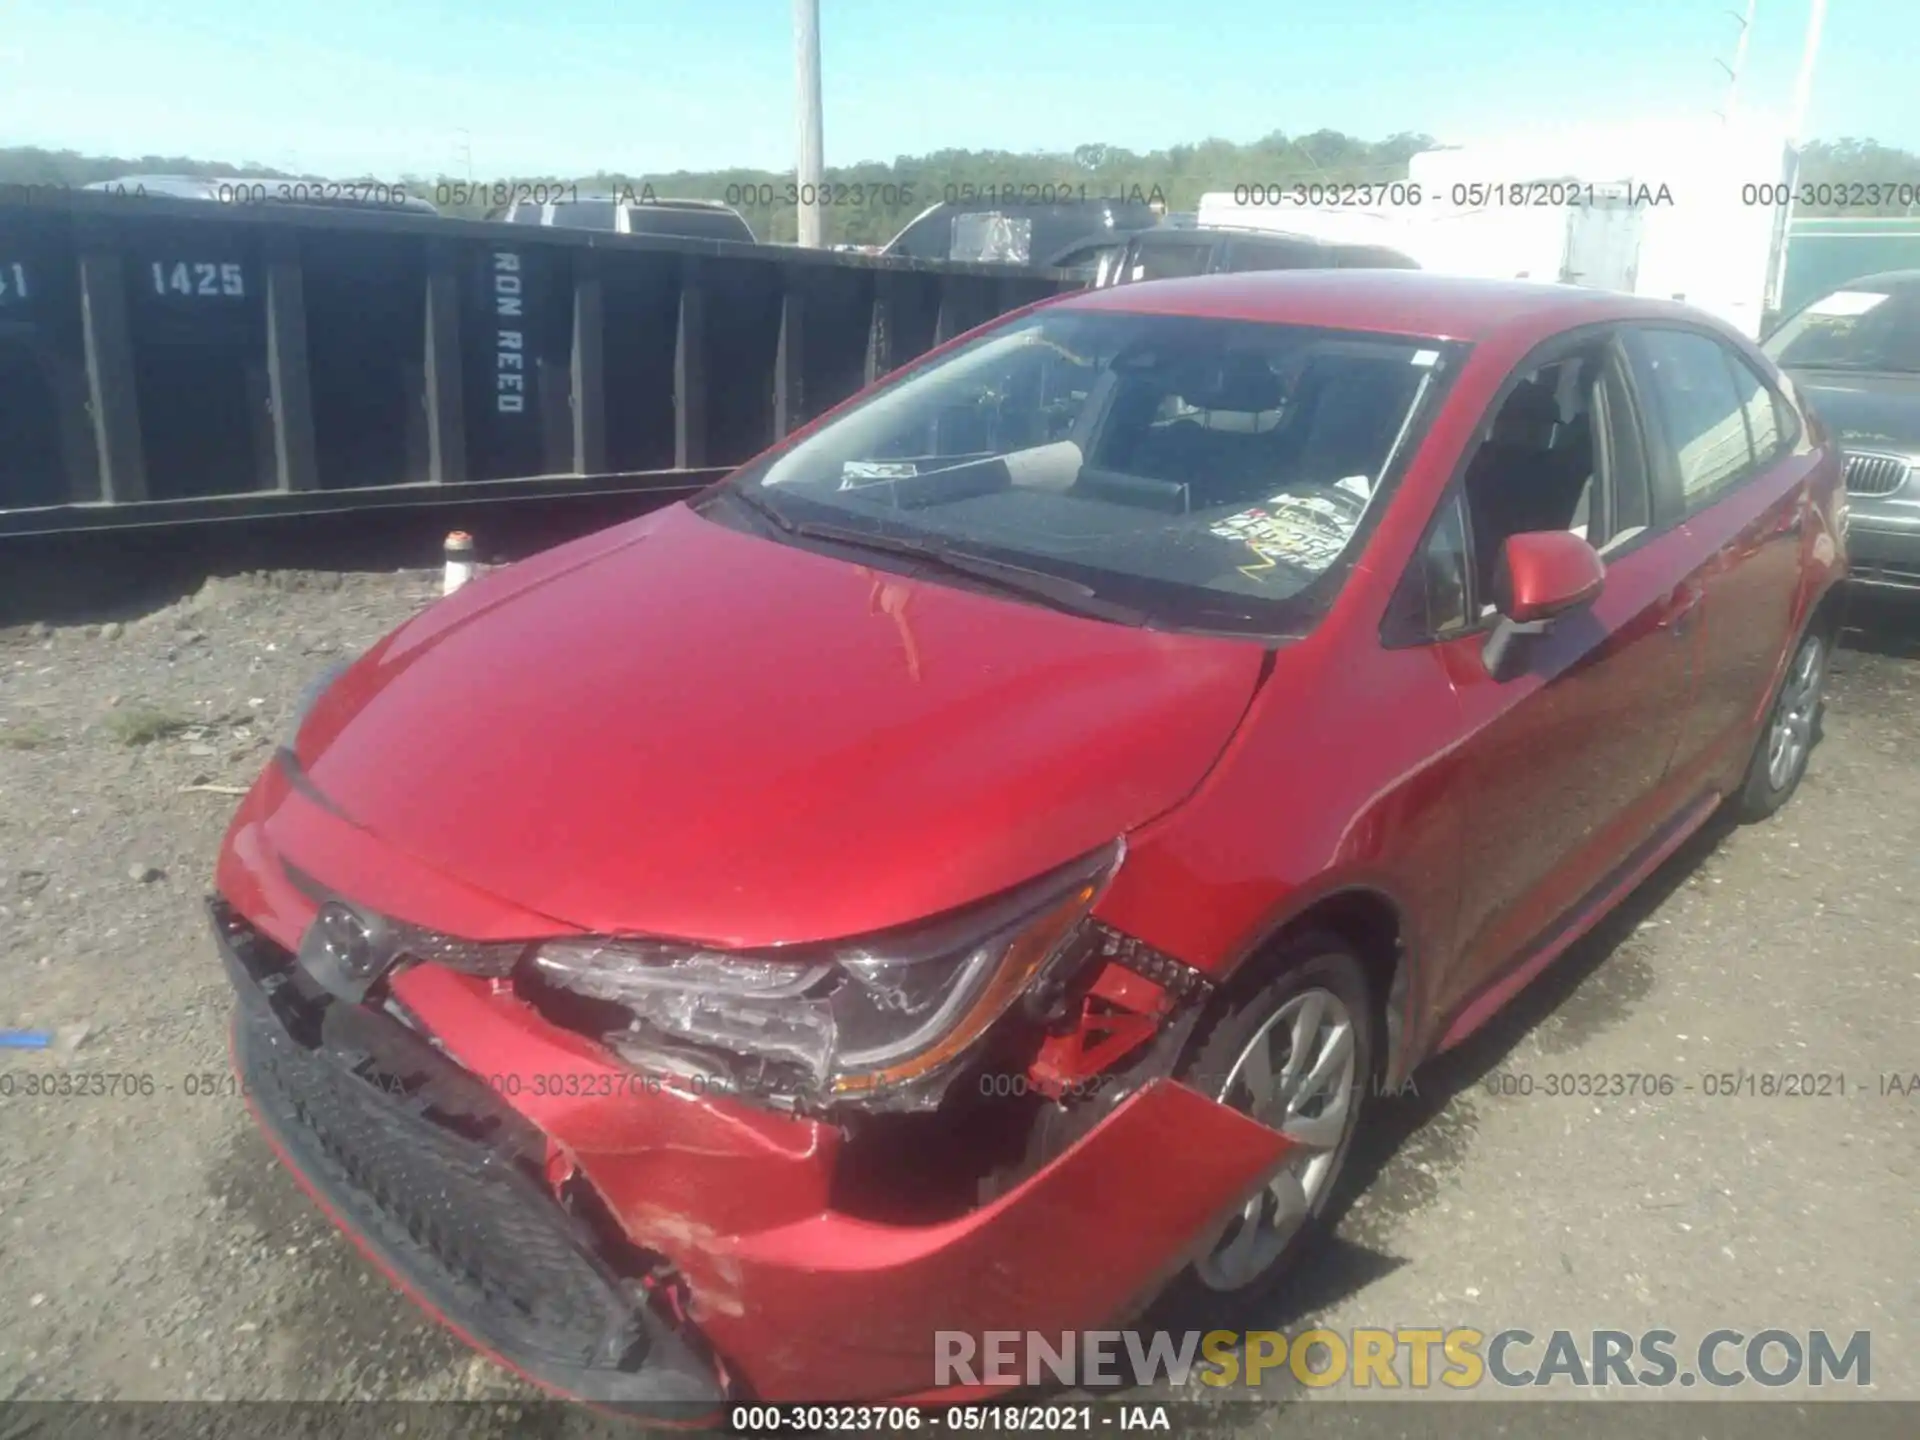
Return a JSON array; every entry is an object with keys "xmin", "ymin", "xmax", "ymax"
[
  {"xmin": 1844, "ymin": 451, "xmax": 1912, "ymax": 497},
  {"xmin": 282, "ymin": 861, "xmax": 526, "ymax": 978},
  {"xmin": 214, "ymin": 898, "xmax": 725, "ymax": 1409},
  {"xmin": 1851, "ymin": 558, "xmax": 1920, "ymax": 590},
  {"xmin": 240, "ymin": 1002, "xmax": 652, "ymax": 1374}
]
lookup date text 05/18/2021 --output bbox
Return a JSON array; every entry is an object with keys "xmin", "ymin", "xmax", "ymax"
[{"xmin": 730, "ymin": 1405, "xmax": 1169, "ymax": 1432}]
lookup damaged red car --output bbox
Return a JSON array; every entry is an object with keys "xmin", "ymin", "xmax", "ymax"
[{"xmin": 211, "ymin": 270, "xmax": 1846, "ymax": 1415}]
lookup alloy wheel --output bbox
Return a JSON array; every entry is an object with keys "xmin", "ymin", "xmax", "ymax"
[
  {"xmin": 1195, "ymin": 987, "xmax": 1358, "ymax": 1292},
  {"xmin": 1766, "ymin": 633, "xmax": 1825, "ymax": 792}
]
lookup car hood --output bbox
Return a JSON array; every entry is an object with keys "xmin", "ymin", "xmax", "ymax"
[
  {"xmin": 289, "ymin": 502, "xmax": 1266, "ymax": 948},
  {"xmin": 1792, "ymin": 369, "xmax": 1920, "ymax": 456}
]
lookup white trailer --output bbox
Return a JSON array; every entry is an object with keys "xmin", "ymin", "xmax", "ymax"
[
  {"xmin": 1406, "ymin": 116, "xmax": 1795, "ymax": 337},
  {"xmin": 1201, "ymin": 116, "xmax": 1797, "ymax": 338},
  {"xmin": 1192, "ymin": 195, "xmax": 1415, "ymax": 249}
]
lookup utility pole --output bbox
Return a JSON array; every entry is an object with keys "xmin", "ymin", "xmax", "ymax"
[{"xmin": 793, "ymin": 0, "xmax": 826, "ymax": 246}]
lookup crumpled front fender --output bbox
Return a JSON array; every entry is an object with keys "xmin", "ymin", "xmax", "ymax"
[{"xmin": 393, "ymin": 955, "xmax": 1292, "ymax": 1403}]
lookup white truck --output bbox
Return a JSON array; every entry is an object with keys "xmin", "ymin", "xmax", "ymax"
[{"xmin": 1200, "ymin": 115, "xmax": 1798, "ymax": 338}]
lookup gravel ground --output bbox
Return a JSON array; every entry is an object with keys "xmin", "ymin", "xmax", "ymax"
[{"xmin": 0, "ymin": 551, "xmax": 1916, "ymax": 1432}]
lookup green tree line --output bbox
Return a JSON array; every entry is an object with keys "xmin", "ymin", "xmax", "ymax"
[{"xmin": 3, "ymin": 132, "xmax": 1915, "ymax": 246}]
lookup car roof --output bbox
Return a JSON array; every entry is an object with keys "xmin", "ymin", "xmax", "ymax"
[{"xmin": 1053, "ymin": 268, "xmax": 1714, "ymax": 344}]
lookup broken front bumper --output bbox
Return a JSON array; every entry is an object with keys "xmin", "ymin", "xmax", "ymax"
[
  {"xmin": 214, "ymin": 777, "xmax": 1294, "ymax": 1405},
  {"xmin": 216, "ymin": 901, "xmax": 728, "ymax": 1418}
]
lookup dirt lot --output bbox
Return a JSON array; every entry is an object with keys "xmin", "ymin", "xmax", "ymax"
[{"xmin": 1, "ymin": 536, "xmax": 1917, "ymax": 1432}]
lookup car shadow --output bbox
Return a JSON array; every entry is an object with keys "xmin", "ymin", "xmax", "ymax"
[
  {"xmin": 1285, "ymin": 590, "xmax": 1906, "ymax": 1323},
  {"xmin": 1239, "ymin": 804, "xmax": 1743, "ymax": 1336},
  {"xmin": 1838, "ymin": 588, "xmax": 1920, "ymax": 660}
]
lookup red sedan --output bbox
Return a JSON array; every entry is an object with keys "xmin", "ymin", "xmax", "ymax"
[{"xmin": 210, "ymin": 270, "xmax": 1846, "ymax": 1414}]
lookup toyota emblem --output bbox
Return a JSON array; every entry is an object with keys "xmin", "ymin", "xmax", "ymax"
[{"xmin": 297, "ymin": 901, "xmax": 396, "ymax": 1000}]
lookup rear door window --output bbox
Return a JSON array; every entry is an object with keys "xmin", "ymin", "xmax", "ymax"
[{"xmin": 1631, "ymin": 328, "xmax": 1754, "ymax": 514}]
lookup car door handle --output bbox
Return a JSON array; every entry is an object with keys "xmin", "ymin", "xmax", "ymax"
[{"xmin": 1662, "ymin": 584, "xmax": 1704, "ymax": 635}]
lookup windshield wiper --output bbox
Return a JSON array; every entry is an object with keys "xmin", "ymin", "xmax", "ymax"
[
  {"xmin": 790, "ymin": 520, "xmax": 1150, "ymax": 626},
  {"xmin": 725, "ymin": 483, "xmax": 797, "ymax": 533}
]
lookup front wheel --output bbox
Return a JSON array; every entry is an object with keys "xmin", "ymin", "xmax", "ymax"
[
  {"xmin": 1735, "ymin": 626, "xmax": 1828, "ymax": 822},
  {"xmin": 1157, "ymin": 937, "xmax": 1375, "ymax": 1308}
]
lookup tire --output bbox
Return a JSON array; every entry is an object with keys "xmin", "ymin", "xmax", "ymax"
[
  {"xmin": 1150, "ymin": 934, "xmax": 1376, "ymax": 1317},
  {"xmin": 1734, "ymin": 624, "xmax": 1829, "ymax": 822}
]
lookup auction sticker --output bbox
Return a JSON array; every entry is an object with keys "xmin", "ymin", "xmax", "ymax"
[{"xmin": 1209, "ymin": 492, "xmax": 1359, "ymax": 577}]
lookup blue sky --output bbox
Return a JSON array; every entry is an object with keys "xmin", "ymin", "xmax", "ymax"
[{"xmin": 0, "ymin": 0, "xmax": 1911, "ymax": 178}]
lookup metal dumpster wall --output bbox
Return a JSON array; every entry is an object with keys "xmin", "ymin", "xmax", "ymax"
[{"xmin": 0, "ymin": 194, "xmax": 1078, "ymax": 535}]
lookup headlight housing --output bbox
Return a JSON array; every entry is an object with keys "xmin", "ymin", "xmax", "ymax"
[{"xmin": 529, "ymin": 842, "xmax": 1123, "ymax": 1112}]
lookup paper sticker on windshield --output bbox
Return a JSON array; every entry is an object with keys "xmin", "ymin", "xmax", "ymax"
[
  {"xmin": 1211, "ymin": 500, "xmax": 1353, "ymax": 580},
  {"xmin": 1411, "ymin": 349, "xmax": 1440, "ymax": 367},
  {"xmin": 1265, "ymin": 491, "xmax": 1354, "ymax": 521},
  {"xmin": 840, "ymin": 461, "xmax": 918, "ymax": 489},
  {"xmin": 1805, "ymin": 291, "xmax": 1889, "ymax": 318}
]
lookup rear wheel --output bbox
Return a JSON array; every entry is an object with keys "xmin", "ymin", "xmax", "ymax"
[
  {"xmin": 1735, "ymin": 626, "xmax": 1828, "ymax": 822},
  {"xmin": 1157, "ymin": 937, "xmax": 1375, "ymax": 1307}
]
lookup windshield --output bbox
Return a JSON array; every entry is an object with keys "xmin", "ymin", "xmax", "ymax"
[
  {"xmin": 1764, "ymin": 279, "xmax": 1920, "ymax": 374},
  {"xmin": 721, "ymin": 307, "xmax": 1459, "ymax": 635}
]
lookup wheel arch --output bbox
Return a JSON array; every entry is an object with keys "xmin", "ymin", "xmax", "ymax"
[
  {"xmin": 1806, "ymin": 575, "xmax": 1847, "ymax": 646},
  {"xmin": 1213, "ymin": 884, "xmax": 1422, "ymax": 1088}
]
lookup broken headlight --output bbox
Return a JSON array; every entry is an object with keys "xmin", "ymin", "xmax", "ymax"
[{"xmin": 529, "ymin": 842, "xmax": 1122, "ymax": 1110}]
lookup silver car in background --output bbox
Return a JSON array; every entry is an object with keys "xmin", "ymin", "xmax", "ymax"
[{"xmin": 1765, "ymin": 270, "xmax": 1920, "ymax": 592}]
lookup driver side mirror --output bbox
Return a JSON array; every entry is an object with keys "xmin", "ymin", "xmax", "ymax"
[{"xmin": 1481, "ymin": 530, "xmax": 1606, "ymax": 677}]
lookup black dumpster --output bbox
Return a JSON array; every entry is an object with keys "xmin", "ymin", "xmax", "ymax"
[
  {"xmin": 0, "ymin": 191, "xmax": 1079, "ymax": 536},
  {"xmin": 0, "ymin": 206, "xmax": 92, "ymax": 511}
]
